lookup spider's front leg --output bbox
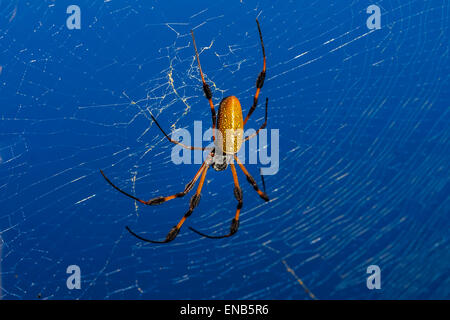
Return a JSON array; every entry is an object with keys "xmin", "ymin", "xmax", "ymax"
[
  {"xmin": 189, "ymin": 162, "xmax": 244, "ymax": 239},
  {"xmin": 234, "ymin": 154, "xmax": 269, "ymax": 202},
  {"xmin": 165, "ymin": 191, "xmax": 202, "ymax": 242},
  {"xmin": 100, "ymin": 161, "xmax": 205, "ymax": 206},
  {"xmin": 126, "ymin": 164, "xmax": 210, "ymax": 244}
]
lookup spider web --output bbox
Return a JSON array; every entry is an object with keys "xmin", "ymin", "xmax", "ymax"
[{"xmin": 0, "ymin": 0, "xmax": 449, "ymax": 299}]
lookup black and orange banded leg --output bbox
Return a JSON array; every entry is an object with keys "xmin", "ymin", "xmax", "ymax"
[
  {"xmin": 100, "ymin": 162, "xmax": 206, "ymax": 206},
  {"xmin": 189, "ymin": 163, "xmax": 243, "ymax": 239},
  {"xmin": 245, "ymin": 97, "xmax": 268, "ymax": 141},
  {"xmin": 243, "ymin": 19, "xmax": 266, "ymax": 126},
  {"xmin": 191, "ymin": 30, "xmax": 217, "ymax": 141},
  {"xmin": 126, "ymin": 164, "xmax": 210, "ymax": 243},
  {"xmin": 148, "ymin": 112, "xmax": 209, "ymax": 151},
  {"xmin": 234, "ymin": 155, "xmax": 269, "ymax": 202},
  {"xmin": 122, "ymin": 92, "xmax": 207, "ymax": 151}
]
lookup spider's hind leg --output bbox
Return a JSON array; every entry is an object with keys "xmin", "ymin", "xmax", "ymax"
[{"xmin": 243, "ymin": 19, "xmax": 266, "ymax": 126}]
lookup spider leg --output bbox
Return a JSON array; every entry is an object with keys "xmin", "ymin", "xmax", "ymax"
[
  {"xmin": 234, "ymin": 154, "xmax": 269, "ymax": 202},
  {"xmin": 260, "ymin": 168, "xmax": 267, "ymax": 193},
  {"xmin": 149, "ymin": 112, "xmax": 209, "ymax": 151},
  {"xmin": 243, "ymin": 19, "xmax": 266, "ymax": 126},
  {"xmin": 245, "ymin": 98, "xmax": 268, "ymax": 141},
  {"xmin": 122, "ymin": 92, "xmax": 207, "ymax": 151},
  {"xmin": 191, "ymin": 30, "xmax": 217, "ymax": 141},
  {"xmin": 189, "ymin": 163, "xmax": 243, "ymax": 239},
  {"xmin": 126, "ymin": 164, "xmax": 210, "ymax": 243},
  {"xmin": 100, "ymin": 162, "xmax": 206, "ymax": 206}
]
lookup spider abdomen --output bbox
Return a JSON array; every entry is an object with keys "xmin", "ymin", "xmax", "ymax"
[{"xmin": 216, "ymin": 96, "xmax": 244, "ymax": 154}]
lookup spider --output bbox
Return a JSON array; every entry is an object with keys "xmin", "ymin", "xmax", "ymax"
[{"xmin": 100, "ymin": 19, "xmax": 269, "ymax": 243}]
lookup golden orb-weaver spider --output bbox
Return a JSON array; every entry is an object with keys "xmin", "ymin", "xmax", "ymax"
[{"xmin": 100, "ymin": 19, "xmax": 269, "ymax": 243}]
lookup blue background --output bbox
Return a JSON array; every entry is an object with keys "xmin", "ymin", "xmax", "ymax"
[{"xmin": 0, "ymin": 0, "xmax": 449, "ymax": 299}]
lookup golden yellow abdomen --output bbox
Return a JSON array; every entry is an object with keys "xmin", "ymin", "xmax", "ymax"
[{"xmin": 216, "ymin": 96, "xmax": 244, "ymax": 154}]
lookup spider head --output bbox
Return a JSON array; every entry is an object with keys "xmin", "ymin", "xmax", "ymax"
[
  {"xmin": 212, "ymin": 153, "xmax": 232, "ymax": 171},
  {"xmin": 213, "ymin": 161, "xmax": 228, "ymax": 171}
]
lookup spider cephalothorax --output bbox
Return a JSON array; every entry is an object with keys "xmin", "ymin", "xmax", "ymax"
[
  {"xmin": 210, "ymin": 152, "xmax": 233, "ymax": 171},
  {"xmin": 100, "ymin": 19, "xmax": 269, "ymax": 243}
]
